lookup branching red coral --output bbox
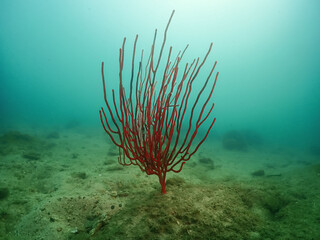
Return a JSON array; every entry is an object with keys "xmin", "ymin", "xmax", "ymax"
[{"xmin": 99, "ymin": 10, "xmax": 219, "ymax": 194}]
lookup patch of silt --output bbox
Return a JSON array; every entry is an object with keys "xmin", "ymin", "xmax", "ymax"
[
  {"xmin": 91, "ymin": 180, "xmax": 262, "ymax": 240},
  {"xmin": 11, "ymin": 180, "xmax": 261, "ymax": 240},
  {"xmin": 9, "ymin": 171, "xmax": 320, "ymax": 240},
  {"xmin": 12, "ymin": 194, "xmax": 124, "ymax": 240},
  {"xmin": 0, "ymin": 131, "xmax": 54, "ymax": 157},
  {"xmin": 87, "ymin": 176, "xmax": 320, "ymax": 240}
]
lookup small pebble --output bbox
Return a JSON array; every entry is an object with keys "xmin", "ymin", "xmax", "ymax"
[
  {"xmin": 70, "ymin": 228, "xmax": 78, "ymax": 234},
  {"xmin": 110, "ymin": 191, "xmax": 118, "ymax": 197}
]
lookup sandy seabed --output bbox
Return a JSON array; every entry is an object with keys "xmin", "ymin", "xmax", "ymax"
[{"xmin": 0, "ymin": 126, "xmax": 319, "ymax": 240}]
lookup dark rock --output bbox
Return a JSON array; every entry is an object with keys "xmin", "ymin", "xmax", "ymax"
[
  {"xmin": 0, "ymin": 187, "xmax": 9, "ymax": 200},
  {"xmin": 222, "ymin": 129, "xmax": 263, "ymax": 151},
  {"xmin": 263, "ymin": 193, "xmax": 290, "ymax": 217},
  {"xmin": 71, "ymin": 172, "xmax": 87, "ymax": 179},
  {"xmin": 22, "ymin": 152, "xmax": 41, "ymax": 160},
  {"xmin": 222, "ymin": 130, "xmax": 247, "ymax": 151},
  {"xmin": 65, "ymin": 120, "xmax": 80, "ymax": 129},
  {"xmin": 309, "ymin": 145, "xmax": 320, "ymax": 155},
  {"xmin": 242, "ymin": 130, "xmax": 263, "ymax": 145},
  {"xmin": 106, "ymin": 166, "xmax": 124, "ymax": 171},
  {"xmin": 108, "ymin": 149, "xmax": 118, "ymax": 157},
  {"xmin": 199, "ymin": 157, "xmax": 214, "ymax": 170},
  {"xmin": 166, "ymin": 177, "xmax": 185, "ymax": 187},
  {"xmin": 251, "ymin": 170, "xmax": 265, "ymax": 177},
  {"xmin": 0, "ymin": 131, "xmax": 34, "ymax": 144},
  {"xmin": 46, "ymin": 131, "xmax": 60, "ymax": 139}
]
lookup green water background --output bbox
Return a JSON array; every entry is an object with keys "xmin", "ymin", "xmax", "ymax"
[{"xmin": 1, "ymin": 0, "xmax": 319, "ymax": 150}]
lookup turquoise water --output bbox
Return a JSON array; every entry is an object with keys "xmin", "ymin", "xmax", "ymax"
[
  {"xmin": 1, "ymin": 1, "xmax": 319, "ymax": 239},
  {"xmin": 1, "ymin": 0, "xmax": 319, "ymax": 149}
]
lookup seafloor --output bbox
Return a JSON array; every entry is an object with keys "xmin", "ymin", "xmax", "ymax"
[{"xmin": 0, "ymin": 125, "xmax": 319, "ymax": 240}]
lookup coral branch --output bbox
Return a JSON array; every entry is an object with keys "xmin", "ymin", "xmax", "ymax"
[{"xmin": 99, "ymin": 10, "xmax": 219, "ymax": 194}]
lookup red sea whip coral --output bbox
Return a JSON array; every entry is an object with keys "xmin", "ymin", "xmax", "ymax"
[{"xmin": 99, "ymin": 10, "xmax": 219, "ymax": 194}]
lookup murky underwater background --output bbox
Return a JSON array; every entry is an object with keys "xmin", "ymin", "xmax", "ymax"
[{"xmin": 0, "ymin": 0, "xmax": 319, "ymax": 239}]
